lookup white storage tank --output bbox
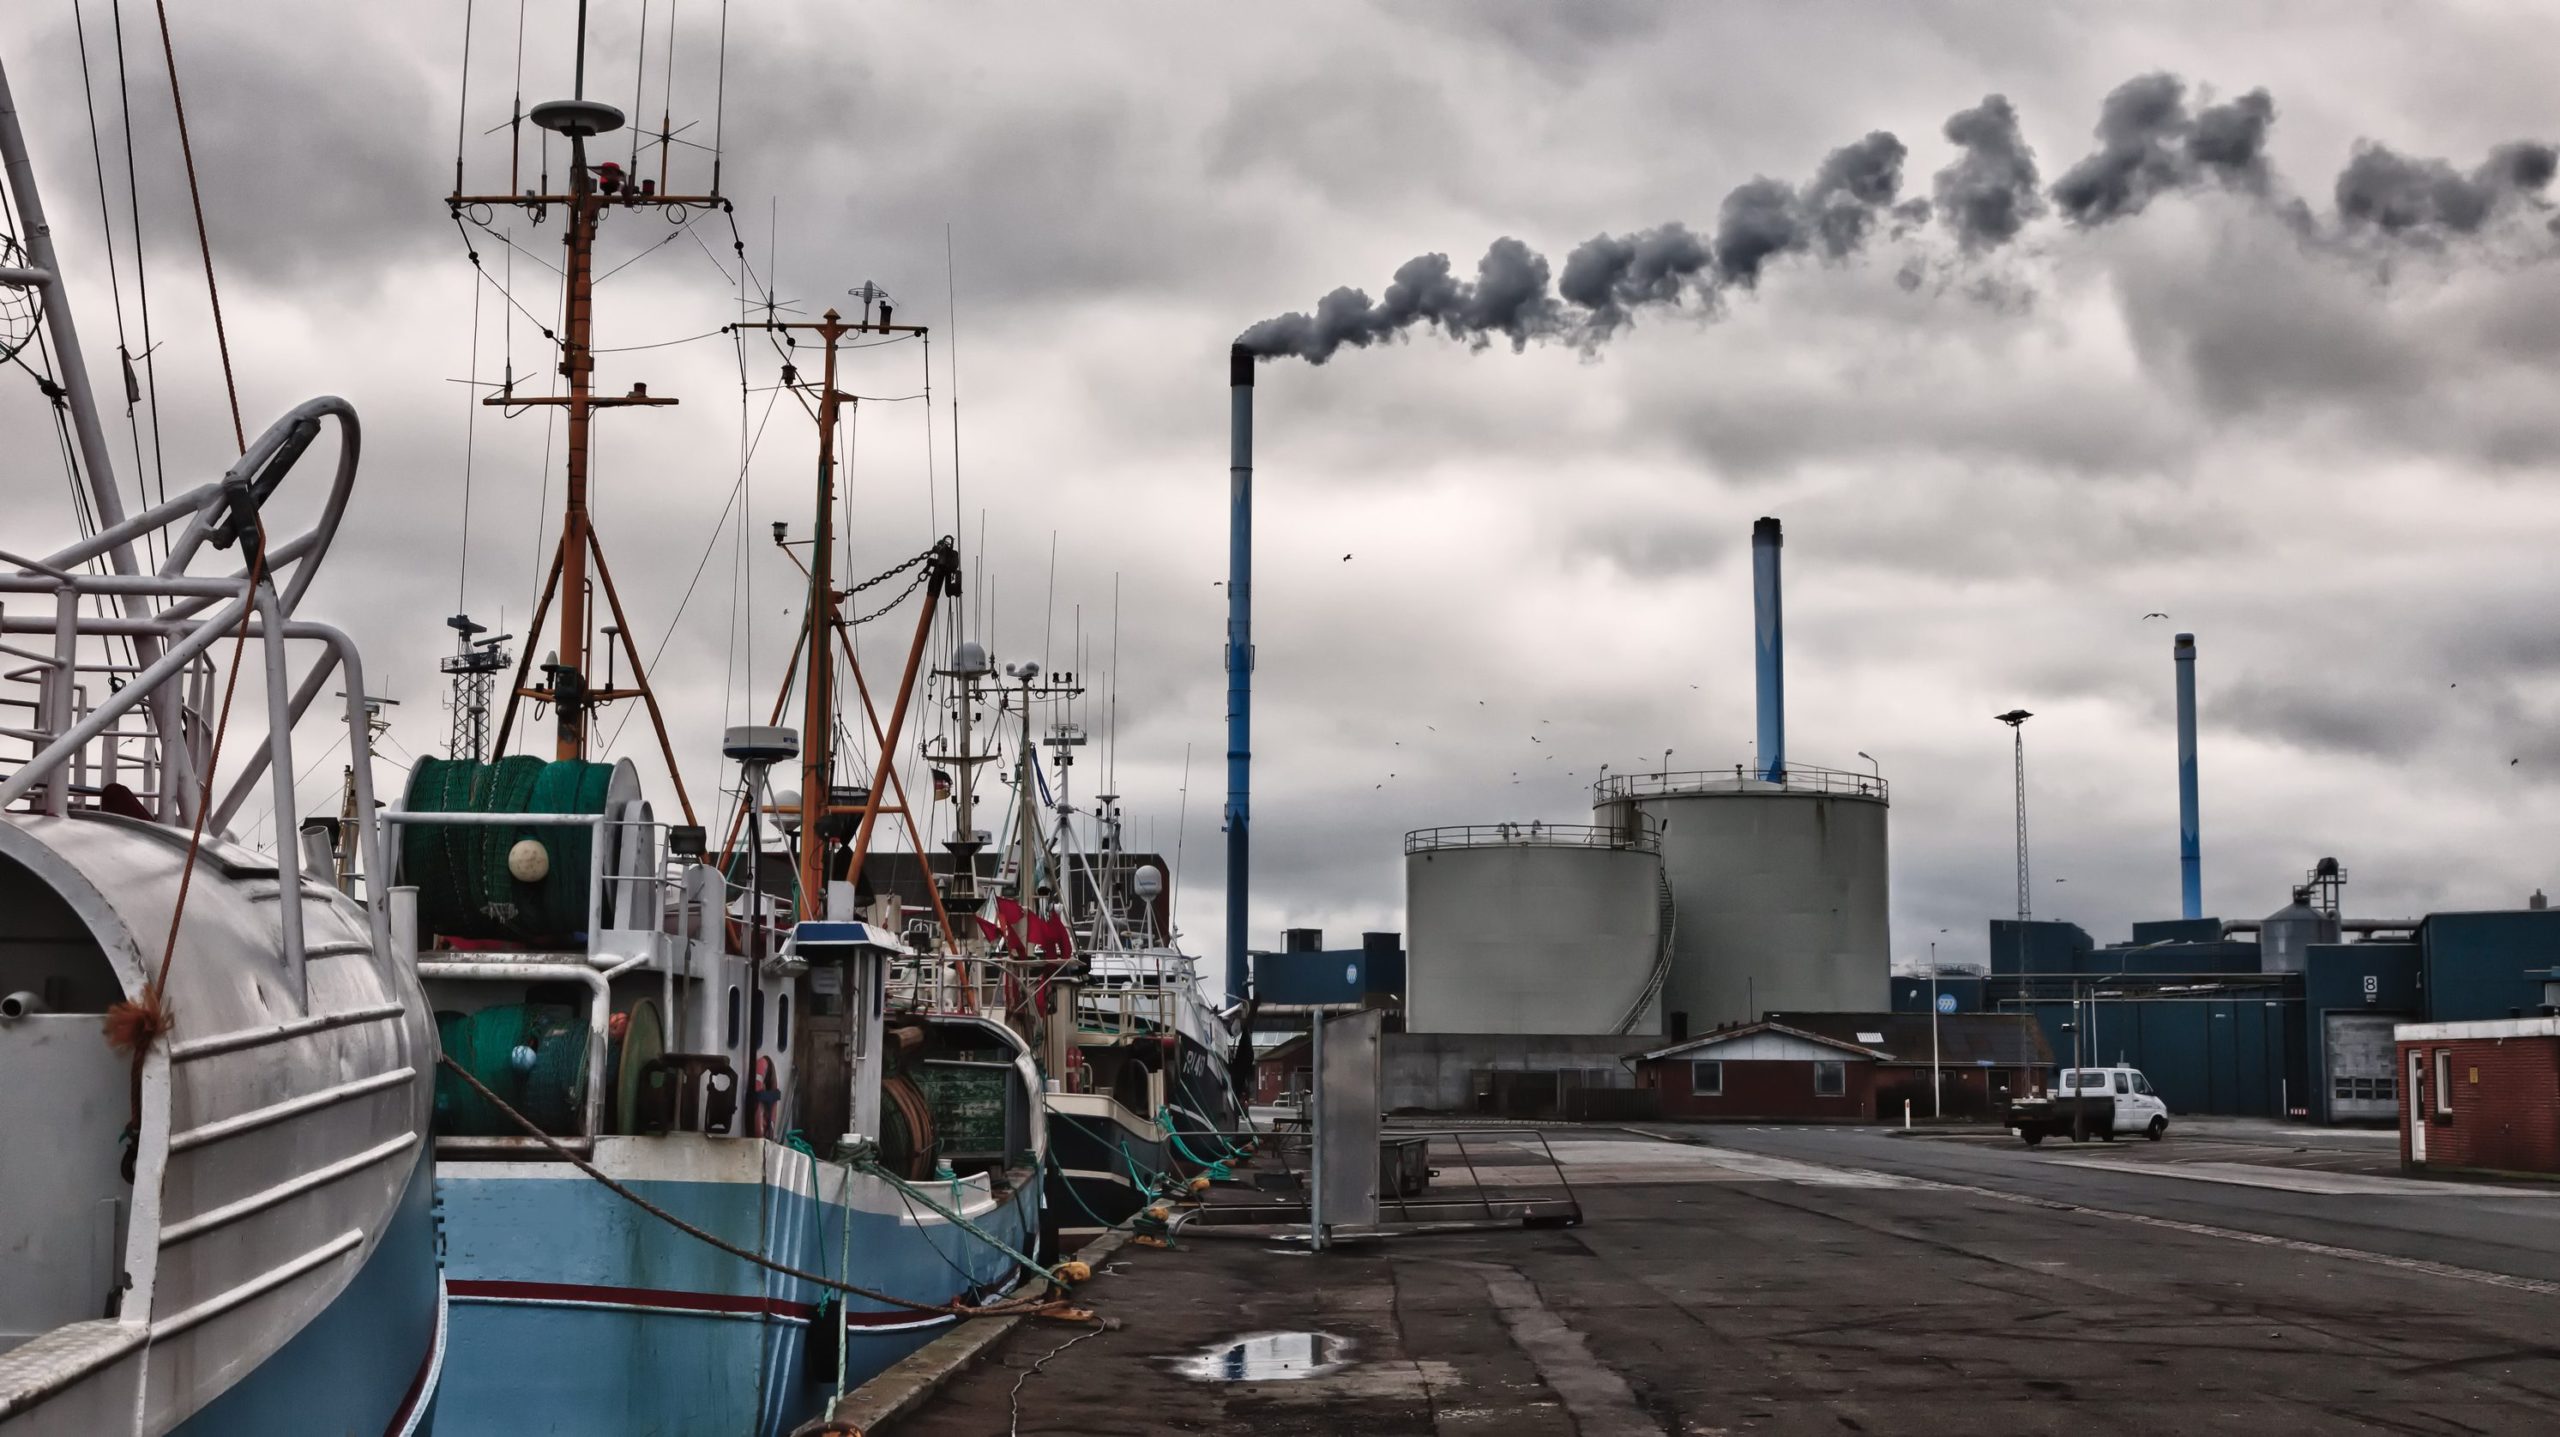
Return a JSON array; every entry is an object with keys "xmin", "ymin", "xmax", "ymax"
[
  {"xmin": 1403, "ymin": 823, "xmax": 1668, "ymax": 1036},
  {"xmin": 1594, "ymin": 764, "xmax": 1889, "ymax": 1037}
]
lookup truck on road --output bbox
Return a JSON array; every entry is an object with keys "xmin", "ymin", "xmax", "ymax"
[{"xmin": 2007, "ymin": 1066, "xmax": 2170, "ymax": 1145}]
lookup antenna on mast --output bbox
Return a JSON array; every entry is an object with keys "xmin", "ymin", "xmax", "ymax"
[
  {"xmin": 441, "ymin": 613, "xmax": 512, "ymax": 761},
  {"xmin": 448, "ymin": 20, "xmax": 724, "ymax": 824}
]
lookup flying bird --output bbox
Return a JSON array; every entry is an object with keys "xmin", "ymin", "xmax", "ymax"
[
  {"xmin": 1342, "ymin": 553, "xmax": 1353, "ymax": 562},
  {"xmin": 2142, "ymin": 612, "xmax": 2170, "ymax": 620}
]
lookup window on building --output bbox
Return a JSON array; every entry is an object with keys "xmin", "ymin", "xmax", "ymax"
[
  {"xmin": 1692, "ymin": 1060, "xmax": 1723, "ymax": 1097},
  {"xmin": 2434, "ymin": 1050, "xmax": 2454, "ymax": 1116},
  {"xmin": 1813, "ymin": 1061, "xmax": 1846, "ymax": 1097}
]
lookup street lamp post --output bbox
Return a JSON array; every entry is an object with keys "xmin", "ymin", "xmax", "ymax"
[
  {"xmin": 1930, "ymin": 950, "xmax": 1942, "ymax": 1119},
  {"xmin": 1996, "ymin": 709, "xmax": 2034, "ymax": 980}
]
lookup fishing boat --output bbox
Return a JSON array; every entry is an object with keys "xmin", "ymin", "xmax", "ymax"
[
  {"xmin": 947, "ymin": 659, "xmax": 1253, "ymax": 1228},
  {"xmin": 0, "ymin": 51, "xmax": 443, "ymax": 1434},
  {"xmin": 412, "ymin": 27, "xmax": 1058, "ymax": 1430}
]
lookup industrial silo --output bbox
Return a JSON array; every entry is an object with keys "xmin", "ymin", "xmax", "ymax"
[
  {"xmin": 1594, "ymin": 770, "xmax": 1889, "ymax": 1035},
  {"xmin": 1403, "ymin": 823, "xmax": 1668, "ymax": 1035},
  {"xmin": 1586, "ymin": 516, "xmax": 1891, "ymax": 1036}
]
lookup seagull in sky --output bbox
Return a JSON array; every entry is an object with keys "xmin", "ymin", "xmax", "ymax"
[
  {"xmin": 1342, "ymin": 553, "xmax": 1353, "ymax": 562},
  {"xmin": 2142, "ymin": 612, "xmax": 2170, "ymax": 620}
]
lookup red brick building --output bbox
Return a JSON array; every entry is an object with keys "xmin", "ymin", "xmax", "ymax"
[
  {"xmin": 1634, "ymin": 1023, "xmax": 1887, "ymax": 1121},
  {"xmin": 2397, "ymin": 1017, "xmax": 2560, "ymax": 1176}
]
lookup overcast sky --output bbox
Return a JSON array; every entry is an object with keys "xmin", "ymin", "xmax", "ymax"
[{"xmin": 8, "ymin": 2, "xmax": 2560, "ymax": 972}]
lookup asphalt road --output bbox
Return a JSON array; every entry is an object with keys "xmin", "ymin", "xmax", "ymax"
[
  {"xmin": 896, "ymin": 1125, "xmax": 2560, "ymax": 1436},
  {"xmin": 1672, "ymin": 1121, "xmax": 2560, "ymax": 1286}
]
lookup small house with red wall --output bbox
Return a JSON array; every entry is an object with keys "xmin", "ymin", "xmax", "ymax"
[
  {"xmin": 1251, "ymin": 1033, "xmax": 1312, "ymax": 1106},
  {"xmin": 1633, "ymin": 1022, "xmax": 1888, "ymax": 1121},
  {"xmin": 2396, "ymin": 1017, "xmax": 2560, "ymax": 1177}
]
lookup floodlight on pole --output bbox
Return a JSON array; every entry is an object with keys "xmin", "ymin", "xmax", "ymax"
[{"xmin": 1995, "ymin": 710, "xmax": 2033, "ymax": 925}]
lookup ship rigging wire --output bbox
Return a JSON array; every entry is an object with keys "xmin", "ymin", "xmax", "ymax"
[{"xmin": 151, "ymin": 0, "xmax": 241, "ymax": 452}]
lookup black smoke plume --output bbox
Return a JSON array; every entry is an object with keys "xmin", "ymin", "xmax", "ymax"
[
  {"xmin": 1933, "ymin": 95, "xmax": 2042, "ymax": 252},
  {"xmin": 1237, "ymin": 76, "xmax": 2556, "ymax": 363},
  {"xmin": 2050, "ymin": 74, "xmax": 2276, "ymax": 224}
]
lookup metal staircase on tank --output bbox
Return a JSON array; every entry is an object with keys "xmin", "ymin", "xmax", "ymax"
[{"xmin": 1615, "ymin": 869, "xmax": 1678, "ymax": 1035}]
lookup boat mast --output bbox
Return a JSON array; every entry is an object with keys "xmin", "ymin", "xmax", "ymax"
[
  {"xmin": 729, "ymin": 303, "xmax": 929, "ymax": 916},
  {"xmin": 452, "ymin": 10, "xmax": 708, "ymax": 821},
  {"xmin": 0, "ymin": 58, "xmax": 134, "ymax": 574},
  {"xmin": 1, "ymin": 56, "xmax": 186, "ymax": 818}
]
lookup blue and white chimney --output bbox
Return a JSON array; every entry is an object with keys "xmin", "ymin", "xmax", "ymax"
[
  {"xmin": 1224, "ymin": 344, "xmax": 1254, "ymax": 1002},
  {"xmin": 1753, "ymin": 517, "xmax": 1785, "ymax": 782},
  {"xmin": 2174, "ymin": 631, "xmax": 2201, "ymax": 920}
]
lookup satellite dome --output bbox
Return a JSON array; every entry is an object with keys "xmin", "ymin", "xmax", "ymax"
[
  {"xmin": 1132, "ymin": 865, "xmax": 1165, "ymax": 900},
  {"xmin": 951, "ymin": 640, "xmax": 991, "ymax": 676}
]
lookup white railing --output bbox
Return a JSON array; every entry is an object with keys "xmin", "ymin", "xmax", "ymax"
[{"xmin": 0, "ymin": 398, "xmax": 380, "ymax": 1000}]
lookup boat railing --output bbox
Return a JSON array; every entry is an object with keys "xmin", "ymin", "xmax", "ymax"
[
  {"xmin": 1074, "ymin": 948, "xmax": 1194, "ymax": 1039},
  {"xmin": 0, "ymin": 653, "xmax": 203, "ymax": 814},
  {"xmin": 1, "ymin": 397, "xmax": 382, "ymax": 1001},
  {"xmin": 886, "ymin": 953, "xmax": 1033, "ymax": 1019}
]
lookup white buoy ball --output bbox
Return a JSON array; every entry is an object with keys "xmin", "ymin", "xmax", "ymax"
[
  {"xmin": 509, "ymin": 1044, "xmax": 538, "ymax": 1074},
  {"xmin": 507, "ymin": 838, "xmax": 551, "ymax": 883}
]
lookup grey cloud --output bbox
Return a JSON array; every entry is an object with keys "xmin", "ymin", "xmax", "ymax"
[{"xmin": 2210, "ymin": 678, "xmax": 2442, "ymax": 760}]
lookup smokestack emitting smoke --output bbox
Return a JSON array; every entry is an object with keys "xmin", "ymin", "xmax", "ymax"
[
  {"xmin": 1225, "ymin": 343, "xmax": 1253, "ymax": 1003},
  {"xmin": 1236, "ymin": 72, "xmax": 2557, "ymax": 363},
  {"xmin": 1753, "ymin": 518, "xmax": 1785, "ymax": 784},
  {"xmin": 2175, "ymin": 632, "xmax": 2201, "ymax": 922}
]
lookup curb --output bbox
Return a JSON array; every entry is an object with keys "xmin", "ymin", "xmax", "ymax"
[{"xmin": 815, "ymin": 1228, "xmax": 1132, "ymax": 1434}]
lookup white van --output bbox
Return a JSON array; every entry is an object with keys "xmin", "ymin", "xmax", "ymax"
[{"xmin": 2056, "ymin": 1066, "xmax": 2171, "ymax": 1140}]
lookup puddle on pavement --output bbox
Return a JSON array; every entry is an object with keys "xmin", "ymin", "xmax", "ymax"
[{"xmin": 1172, "ymin": 1331, "xmax": 1352, "ymax": 1382}]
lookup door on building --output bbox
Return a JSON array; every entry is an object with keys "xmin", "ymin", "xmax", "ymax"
[
  {"xmin": 2406, "ymin": 1049, "xmax": 2428, "ymax": 1164},
  {"xmin": 2326, "ymin": 1013, "xmax": 2399, "ymax": 1122}
]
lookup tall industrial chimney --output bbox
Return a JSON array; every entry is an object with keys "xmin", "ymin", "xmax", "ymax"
[
  {"xmin": 2174, "ymin": 631, "xmax": 2201, "ymax": 920},
  {"xmin": 1753, "ymin": 517, "xmax": 1785, "ymax": 782},
  {"xmin": 1225, "ymin": 345, "xmax": 1254, "ymax": 1002}
]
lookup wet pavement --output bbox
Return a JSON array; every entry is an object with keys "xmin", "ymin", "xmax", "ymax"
[{"xmin": 893, "ymin": 1126, "xmax": 2560, "ymax": 1435}]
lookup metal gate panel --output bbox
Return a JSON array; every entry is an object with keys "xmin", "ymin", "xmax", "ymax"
[{"xmin": 1316, "ymin": 1009, "xmax": 1381, "ymax": 1228}]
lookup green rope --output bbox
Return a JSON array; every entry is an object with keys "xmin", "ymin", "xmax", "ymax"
[
  {"xmin": 1045, "ymin": 1149, "xmax": 1140, "ymax": 1232},
  {"xmin": 853, "ymin": 1153, "xmax": 1058, "ymax": 1284},
  {"xmin": 1174, "ymin": 1075, "xmax": 1255, "ymax": 1162},
  {"xmin": 1155, "ymin": 1109, "xmax": 1232, "ymax": 1182}
]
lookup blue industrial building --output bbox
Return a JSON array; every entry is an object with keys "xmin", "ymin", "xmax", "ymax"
[{"xmin": 1907, "ymin": 890, "xmax": 2560, "ymax": 1124}]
